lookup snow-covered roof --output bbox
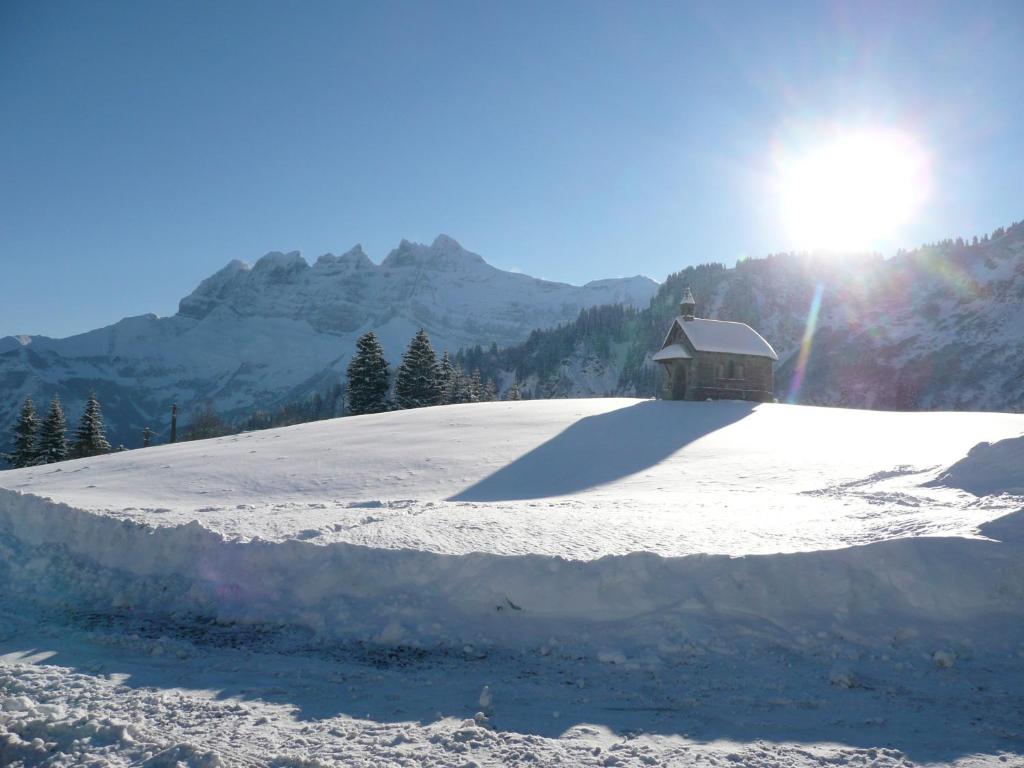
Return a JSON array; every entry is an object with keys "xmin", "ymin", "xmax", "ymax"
[
  {"xmin": 652, "ymin": 343, "xmax": 692, "ymax": 362},
  {"xmin": 673, "ymin": 317, "xmax": 778, "ymax": 360}
]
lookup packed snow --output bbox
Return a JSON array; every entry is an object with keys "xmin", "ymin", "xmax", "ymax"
[{"xmin": 1, "ymin": 399, "xmax": 1023, "ymax": 766}]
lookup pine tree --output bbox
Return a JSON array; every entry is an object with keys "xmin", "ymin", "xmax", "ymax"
[
  {"xmin": 7, "ymin": 396, "xmax": 40, "ymax": 468},
  {"xmin": 71, "ymin": 392, "xmax": 111, "ymax": 458},
  {"xmin": 395, "ymin": 329, "xmax": 442, "ymax": 409},
  {"xmin": 446, "ymin": 364, "xmax": 467, "ymax": 404},
  {"xmin": 482, "ymin": 378, "xmax": 497, "ymax": 402},
  {"xmin": 438, "ymin": 350, "xmax": 457, "ymax": 405},
  {"xmin": 505, "ymin": 381, "xmax": 522, "ymax": 401},
  {"xmin": 37, "ymin": 394, "xmax": 69, "ymax": 464},
  {"xmin": 142, "ymin": 426, "xmax": 153, "ymax": 447},
  {"xmin": 469, "ymin": 369, "xmax": 482, "ymax": 403},
  {"xmin": 346, "ymin": 331, "xmax": 391, "ymax": 415}
]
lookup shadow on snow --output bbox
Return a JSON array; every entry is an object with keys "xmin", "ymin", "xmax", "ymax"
[
  {"xmin": 450, "ymin": 400, "xmax": 756, "ymax": 502},
  {"xmin": 4, "ymin": 607, "xmax": 1023, "ymax": 765}
]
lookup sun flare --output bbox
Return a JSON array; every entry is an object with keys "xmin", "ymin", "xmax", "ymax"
[{"xmin": 775, "ymin": 128, "xmax": 930, "ymax": 252}]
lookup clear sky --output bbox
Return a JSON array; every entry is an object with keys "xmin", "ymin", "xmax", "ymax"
[{"xmin": 2, "ymin": 0, "xmax": 1022, "ymax": 338}]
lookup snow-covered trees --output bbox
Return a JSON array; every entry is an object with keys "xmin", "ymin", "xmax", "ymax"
[
  {"xmin": 37, "ymin": 395, "xmax": 69, "ymax": 464},
  {"xmin": 346, "ymin": 331, "xmax": 391, "ymax": 415},
  {"xmin": 7, "ymin": 396, "xmax": 40, "ymax": 468},
  {"xmin": 71, "ymin": 392, "xmax": 111, "ymax": 459},
  {"xmin": 438, "ymin": 351, "xmax": 457, "ymax": 405},
  {"xmin": 4, "ymin": 394, "xmax": 73, "ymax": 467},
  {"xmin": 395, "ymin": 329, "xmax": 441, "ymax": 409}
]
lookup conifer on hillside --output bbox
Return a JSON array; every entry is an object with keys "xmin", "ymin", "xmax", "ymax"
[
  {"xmin": 7, "ymin": 396, "xmax": 40, "ymax": 468},
  {"xmin": 482, "ymin": 378, "xmax": 497, "ymax": 402},
  {"xmin": 142, "ymin": 426, "xmax": 153, "ymax": 447},
  {"xmin": 37, "ymin": 394, "xmax": 69, "ymax": 464},
  {"xmin": 469, "ymin": 369, "xmax": 482, "ymax": 403},
  {"xmin": 447, "ymin": 364, "xmax": 464, "ymax": 404},
  {"xmin": 71, "ymin": 392, "xmax": 111, "ymax": 459},
  {"xmin": 438, "ymin": 350, "xmax": 457, "ymax": 405},
  {"xmin": 346, "ymin": 331, "xmax": 391, "ymax": 415},
  {"xmin": 505, "ymin": 381, "xmax": 522, "ymax": 401},
  {"xmin": 395, "ymin": 329, "xmax": 441, "ymax": 409}
]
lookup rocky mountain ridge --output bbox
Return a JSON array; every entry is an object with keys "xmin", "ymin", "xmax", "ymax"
[{"xmin": 0, "ymin": 236, "xmax": 658, "ymax": 447}]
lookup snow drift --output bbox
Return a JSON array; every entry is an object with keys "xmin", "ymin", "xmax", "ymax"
[
  {"xmin": 928, "ymin": 434, "xmax": 1024, "ymax": 497},
  {"xmin": 1, "ymin": 400, "xmax": 1023, "ymax": 658}
]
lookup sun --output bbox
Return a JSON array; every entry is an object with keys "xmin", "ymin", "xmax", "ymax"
[{"xmin": 774, "ymin": 127, "xmax": 930, "ymax": 253}]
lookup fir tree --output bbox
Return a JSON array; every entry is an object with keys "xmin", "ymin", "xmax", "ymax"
[
  {"xmin": 438, "ymin": 350, "xmax": 457, "ymax": 405},
  {"xmin": 469, "ymin": 369, "xmax": 482, "ymax": 403},
  {"xmin": 449, "ymin": 364, "xmax": 471, "ymax": 404},
  {"xmin": 346, "ymin": 331, "xmax": 391, "ymax": 415},
  {"xmin": 37, "ymin": 394, "xmax": 68, "ymax": 464},
  {"xmin": 482, "ymin": 378, "xmax": 497, "ymax": 402},
  {"xmin": 395, "ymin": 329, "xmax": 441, "ymax": 409},
  {"xmin": 505, "ymin": 381, "xmax": 522, "ymax": 401},
  {"xmin": 142, "ymin": 426, "xmax": 153, "ymax": 447},
  {"xmin": 71, "ymin": 392, "xmax": 111, "ymax": 458},
  {"xmin": 8, "ymin": 396, "xmax": 39, "ymax": 468}
]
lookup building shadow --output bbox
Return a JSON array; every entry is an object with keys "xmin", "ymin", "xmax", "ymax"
[{"xmin": 449, "ymin": 399, "xmax": 757, "ymax": 502}]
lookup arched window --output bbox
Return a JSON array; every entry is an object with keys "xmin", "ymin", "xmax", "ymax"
[
  {"xmin": 717, "ymin": 363, "xmax": 724, "ymax": 379},
  {"xmin": 727, "ymin": 360, "xmax": 736, "ymax": 378},
  {"xmin": 737, "ymin": 364, "xmax": 745, "ymax": 379}
]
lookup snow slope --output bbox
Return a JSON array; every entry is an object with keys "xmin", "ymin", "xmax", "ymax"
[
  {"xmin": 1, "ymin": 399, "xmax": 1023, "ymax": 765},
  {"xmin": 1, "ymin": 399, "xmax": 1022, "ymax": 646},
  {"xmin": 0, "ymin": 236, "xmax": 657, "ymax": 446},
  {"xmin": 1, "ymin": 399, "xmax": 1020, "ymax": 556}
]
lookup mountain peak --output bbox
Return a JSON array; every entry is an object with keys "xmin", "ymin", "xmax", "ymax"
[
  {"xmin": 431, "ymin": 234, "xmax": 463, "ymax": 251},
  {"xmin": 315, "ymin": 244, "xmax": 372, "ymax": 270},
  {"xmin": 253, "ymin": 251, "xmax": 308, "ymax": 273}
]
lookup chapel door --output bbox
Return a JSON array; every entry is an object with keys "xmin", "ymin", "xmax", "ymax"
[{"xmin": 671, "ymin": 365, "xmax": 688, "ymax": 400}]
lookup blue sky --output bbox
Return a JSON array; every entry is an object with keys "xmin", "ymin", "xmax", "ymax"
[{"xmin": 2, "ymin": 0, "xmax": 1022, "ymax": 338}]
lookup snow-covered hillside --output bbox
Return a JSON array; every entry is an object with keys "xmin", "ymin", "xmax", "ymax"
[
  {"xmin": 477, "ymin": 222, "xmax": 1024, "ymax": 410},
  {"xmin": 2, "ymin": 400, "xmax": 1024, "ymax": 765},
  {"xmin": 1, "ymin": 399, "xmax": 1023, "ymax": 765},
  {"xmin": 0, "ymin": 236, "xmax": 657, "ymax": 447}
]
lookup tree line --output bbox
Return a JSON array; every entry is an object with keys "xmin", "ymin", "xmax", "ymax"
[
  {"xmin": 345, "ymin": 328, "xmax": 516, "ymax": 415},
  {"xmin": 3, "ymin": 327, "xmax": 519, "ymax": 467},
  {"xmin": 3, "ymin": 392, "xmax": 111, "ymax": 469}
]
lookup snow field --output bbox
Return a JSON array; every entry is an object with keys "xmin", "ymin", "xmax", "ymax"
[
  {"xmin": 1, "ymin": 399, "xmax": 1022, "ymax": 657},
  {"xmin": 2, "ymin": 399, "xmax": 1024, "ymax": 765}
]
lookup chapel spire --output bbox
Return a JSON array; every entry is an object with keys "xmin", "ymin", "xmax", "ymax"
[{"xmin": 679, "ymin": 286, "xmax": 696, "ymax": 320}]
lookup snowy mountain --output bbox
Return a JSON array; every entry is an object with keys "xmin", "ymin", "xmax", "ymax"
[
  {"xmin": 469, "ymin": 221, "xmax": 1024, "ymax": 411},
  {"xmin": 2, "ymin": 399, "xmax": 1023, "ymax": 764},
  {"xmin": 0, "ymin": 235, "xmax": 657, "ymax": 446}
]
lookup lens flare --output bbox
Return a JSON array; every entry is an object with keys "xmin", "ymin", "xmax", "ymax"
[{"xmin": 786, "ymin": 283, "xmax": 825, "ymax": 404}]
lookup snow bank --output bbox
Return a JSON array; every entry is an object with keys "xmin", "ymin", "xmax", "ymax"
[
  {"xmin": 2, "ymin": 486, "xmax": 1023, "ymax": 656},
  {"xmin": 928, "ymin": 434, "xmax": 1024, "ymax": 497},
  {"xmin": 1, "ymin": 400, "xmax": 1023, "ymax": 658}
]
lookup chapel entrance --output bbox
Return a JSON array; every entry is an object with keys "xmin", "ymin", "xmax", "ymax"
[{"xmin": 671, "ymin": 364, "xmax": 688, "ymax": 400}]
